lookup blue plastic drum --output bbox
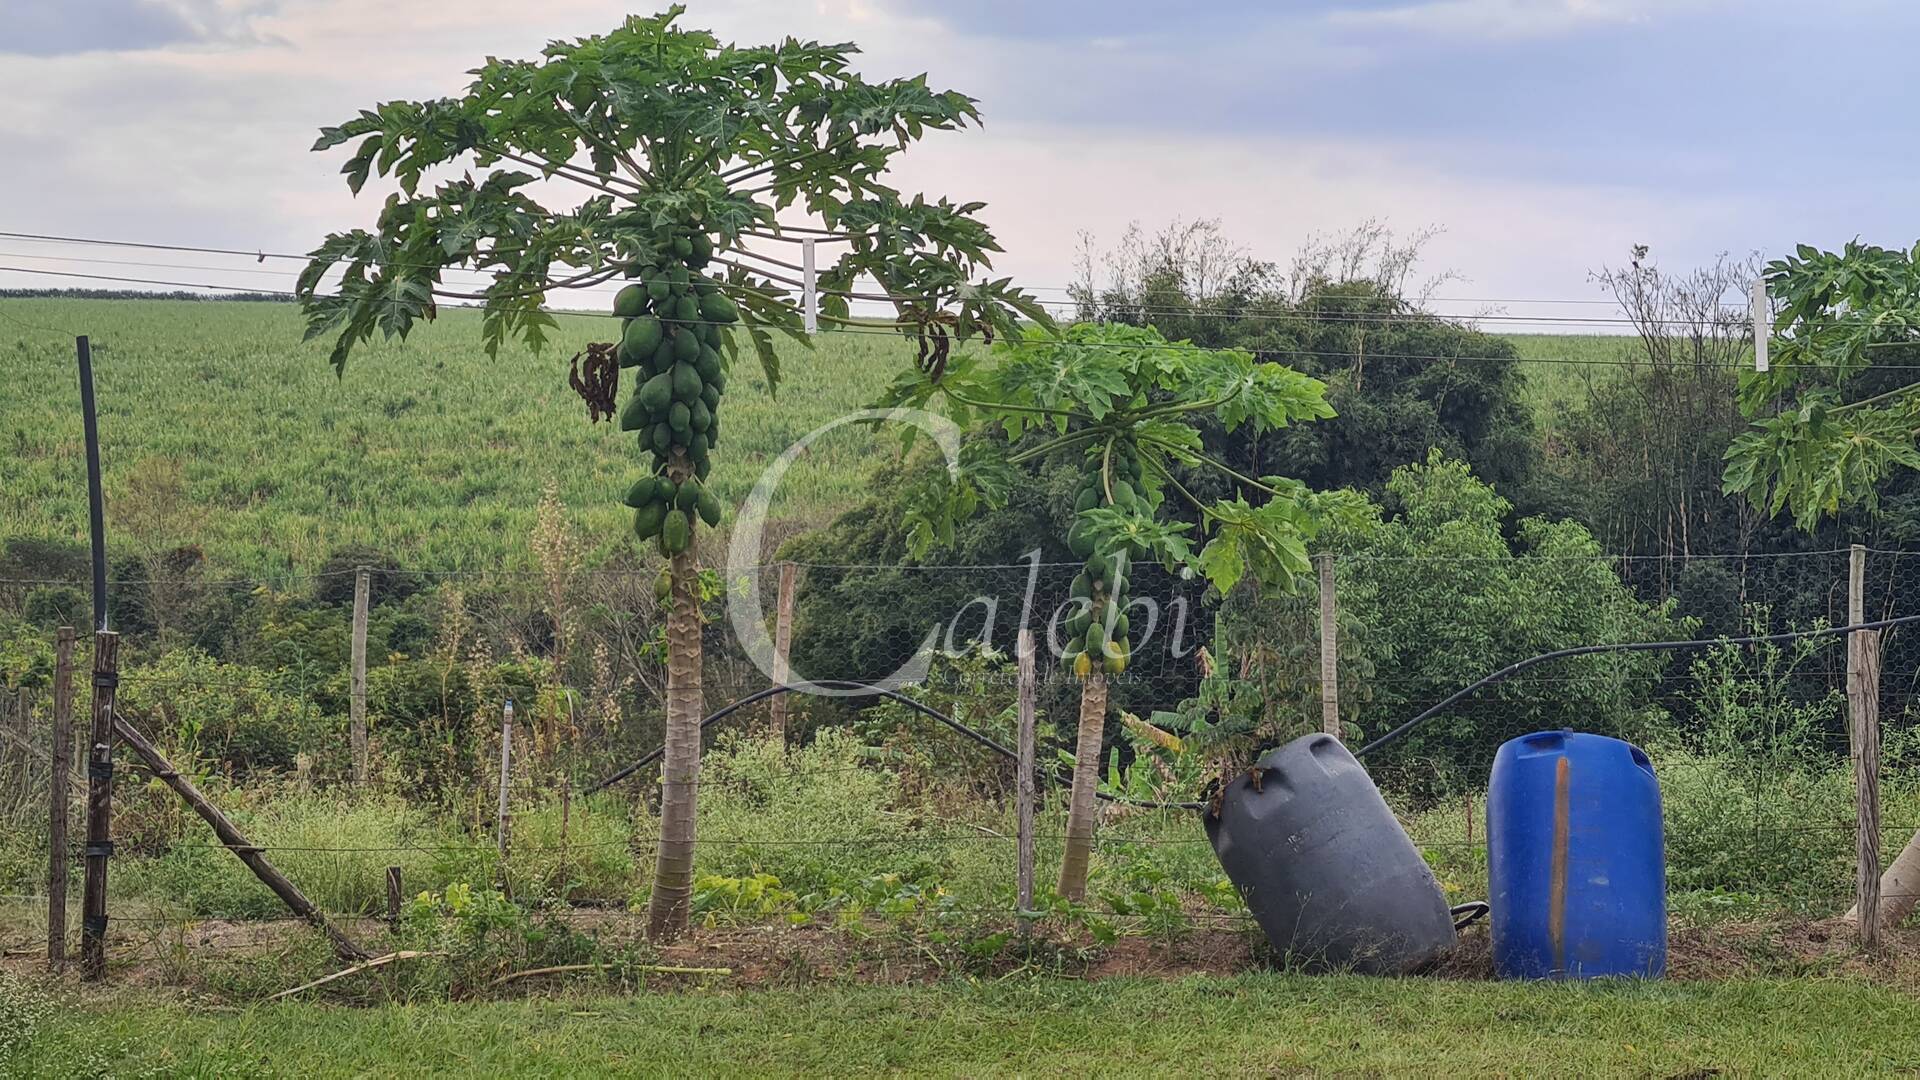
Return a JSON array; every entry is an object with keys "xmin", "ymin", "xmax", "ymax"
[{"xmin": 1487, "ymin": 730, "xmax": 1665, "ymax": 979}]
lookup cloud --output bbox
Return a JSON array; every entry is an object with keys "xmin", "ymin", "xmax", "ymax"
[
  {"xmin": 0, "ymin": 0, "xmax": 279, "ymax": 56},
  {"xmin": 1322, "ymin": 0, "xmax": 1680, "ymax": 39}
]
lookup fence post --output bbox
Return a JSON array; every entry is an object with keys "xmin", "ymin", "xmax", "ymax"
[
  {"xmin": 81, "ymin": 629, "xmax": 117, "ymax": 981},
  {"xmin": 769, "ymin": 561, "xmax": 798, "ymax": 744},
  {"xmin": 1015, "ymin": 628, "xmax": 1037, "ymax": 924},
  {"xmin": 497, "ymin": 700, "xmax": 514, "ymax": 880},
  {"xmin": 350, "ymin": 565, "xmax": 370, "ymax": 785},
  {"xmin": 47, "ymin": 627, "xmax": 74, "ymax": 973},
  {"xmin": 1848, "ymin": 544, "xmax": 1882, "ymax": 949},
  {"xmin": 386, "ymin": 866, "xmax": 403, "ymax": 931},
  {"xmin": 1317, "ymin": 553, "xmax": 1340, "ymax": 738}
]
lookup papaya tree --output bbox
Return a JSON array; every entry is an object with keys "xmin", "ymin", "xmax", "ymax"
[
  {"xmin": 1724, "ymin": 240, "xmax": 1920, "ymax": 527},
  {"xmin": 296, "ymin": 7, "xmax": 1043, "ymax": 941},
  {"xmin": 890, "ymin": 321, "xmax": 1358, "ymax": 898}
]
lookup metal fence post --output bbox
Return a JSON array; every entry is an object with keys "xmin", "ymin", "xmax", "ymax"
[
  {"xmin": 769, "ymin": 561, "xmax": 797, "ymax": 744},
  {"xmin": 81, "ymin": 629, "xmax": 118, "ymax": 981}
]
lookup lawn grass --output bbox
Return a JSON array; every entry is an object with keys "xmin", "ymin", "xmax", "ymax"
[{"xmin": 16, "ymin": 974, "xmax": 1920, "ymax": 1076}]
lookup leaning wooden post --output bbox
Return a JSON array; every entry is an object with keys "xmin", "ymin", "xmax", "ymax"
[
  {"xmin": 1848, "ymin": 544, "xmax": 1882, "ymax": 948},
  {"xmin": 1316, "ymin": 553, "xmax": 1340, "ymax": 738},
  {"xmin": 80, "ymin": 629, "xmax": 117, "ymax": 981},
  {"xmin": 1015, "ymin": 628, "xmax": 1038, "ymax": 924},
  {"xmin": 110, "ymin": 714, "xmax": 368, "ymax": 961},
  {"xmin": 349, "ymin": 565, "xmax": 370, "ymax": 785},
  {"xmin": 768, "ymin": 561, "xmax": 798, "ymax": 744},
  {"xmin": 497, "ymin": 700, "xmax": 514, "ymax": 879},
  {"xmin": 47, "ymin": 627, "xmax": 75, "ymax": 973}
]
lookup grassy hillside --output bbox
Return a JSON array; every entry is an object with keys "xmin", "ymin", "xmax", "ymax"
[
  {"xmin": 1, "ymin": 300, "xmax": 1624, "ymax": 576},
  {"xmin": 1, "ymin": 299, "xmax": 928, "ymax": 574}
]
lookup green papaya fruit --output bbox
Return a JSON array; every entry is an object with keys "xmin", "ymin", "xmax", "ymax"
[
  {"xmin": 661, "ymin": 509, "xmax": 691, "ymax": 554},
  {"xmin": 1112, "ymin": 613, "xmax": 1130, "ymax": 638},
  {"xmin": 698, "ymin": 291, "xmax": 739, "ymax": 324},
  {"xmin": 674, "ymin": 293, "xmax": 701, "ymax": 324},
  {"xmin": 1110, "ymin": 480, "xmax": 1137, "ymax": 508},
  {"xmin": 706, "ymin": 417, "xmax": 719, "ymax": 448},
  {"xmin": 694, "ymin": 456, "xmax": 712, "ymax": 481},
  {"xmin": 646, "ymin": 279, "xmax": 671, "ymax": 302},
  {"xmin": 654, "ymin": 568, "xmax": 672, "ymax": 604},
  {"xmin": 669, "ymin": 400, "xmax": 691, "ymax": 434},
  {"xmin": 1085, "ymin": 623, "xmax": 1109, "ymax": 655},
  {"xmin": 695, "ymin": 345, "xmax": 723, "ymax": 384},
  {"xmin": 673, "ymin": 327, "xmax": 701, "ymax": 363},
  {"xmin": 688, "ymin": 435, "xmax": 710, "ymax": 469},
  {"xmin": 1069, "ymin": 573, "xmax": 1092, "ymax": 600},
  {"xmin": 1067, "ymin": 521, "xmax": 1095, "ymax": 559},
  {"xmin": 689, "ymin": 397, "xmax": 711, "ymax": 432},
  {"xmin": 1128, "ymin": 455, "xmax": 1145, "ymax": 483},
  {"xmin": 638, "ymin": 371, "xmax": 674, "ymax": 416},
  {"xmin": 702, "ymin": 383, "xmax": 721, "ymax": 412},
  {"xmin": 624, "ymin": 476, "xmax": 659, "ymax": 508},
  {"xmin": 632, "ymin": 501, "xmax": 668, "ymax": 541},
  {"xmin": 614, "ymin": 284, "xmax": 648, "ymax": 318},
  {"xmin": 700, "ymin": 322, "xmax": 723, "ymax": 349},
  {"xmin": 650, "ymin": 422, "xmax": 674, "ymax": 455},
  {"xmin": 672, "ymin": 236, "xmax": 693, "ymax": 258},
  {"xmin": 667, "ymin": 264, "xmax": 690, "ymax": 290},
  {"xmin": 1073, "ymin": 488, "xmax": 1098, "ymax": 514},
  {"xmin": 652, "ymin": 338, "xmax": 677, "ymax": 373},
  {"xmin": 696, "ymin": 486, "xmax": 722, "ymax": 527},
  {"xmin": 619, "ymin": 391, "xmax": 650, "ymax": 433},
  {"xmin": 709, "ymin": 365, "xmax": 728, "ymax": 393},
  {"xmin": 693, "ymin": 275, "xmax": 720, "ymax": 297},
  {"xmin": 623, "ymin": 315, "xmax": 664, "ymax": 359},
  {"xmin": 674, "ymin": 479, "xmax": 698, "ymax": 512},
  {"xmin": 689, "ymin": 233, "xmax": 713, "ymax": 267},
  {"xmin": 672, "ymin": 361, "xmax": 703, "ymax": 403},
  {"xmin": 1065, "ymin": 611, "xmax": 1090, "ymax": 639}
]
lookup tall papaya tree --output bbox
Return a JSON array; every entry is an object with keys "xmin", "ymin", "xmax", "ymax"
[
  {"xmin": 890, "ymin": 322, "xmax": 1360, "ymax": 898},
  {"xmin": 297, "ymin": 7, "xmax": 1043, "ymax": 940}
]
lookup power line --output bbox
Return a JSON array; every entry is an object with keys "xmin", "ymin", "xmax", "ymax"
[
  {"xmin": 0, "ymin": 228, "xmax": 1750, "ymax": 316},
  {"xmin": 0, "ymin": 263, "xmax": 1777, "ymax": 369}
]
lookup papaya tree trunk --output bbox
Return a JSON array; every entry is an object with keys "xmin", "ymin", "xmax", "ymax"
[
  {"xmin": 646, "ymin": 545, "xmax": 702, "ymax": 941},
  {"xmin": 1057, "ymin": 673, "xmax": 1108, "ymax": 901}
]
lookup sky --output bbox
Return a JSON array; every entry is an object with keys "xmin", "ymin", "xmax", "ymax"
[{"xmin": 1, "ymin": 0, "xmax": 1915, "ymax": 325}]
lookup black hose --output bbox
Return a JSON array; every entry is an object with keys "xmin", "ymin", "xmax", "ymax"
[
  {"xmin": 1352, "ymin": 612, "xmax": 1920, "ymax": 760},
  {"xmin": 1450, "ymin": 901, "xmax": 1490, "ymax": 931}
]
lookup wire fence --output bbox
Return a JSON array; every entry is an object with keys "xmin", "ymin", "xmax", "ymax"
[{"xmin": 0, "ymin": 546, "xmax": 1913, "ymax": 969}]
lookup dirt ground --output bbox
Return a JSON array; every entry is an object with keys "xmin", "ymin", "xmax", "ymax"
[{"xmin": 13, "ymin": 909, "xmax": 1920, "ymax": 1003}]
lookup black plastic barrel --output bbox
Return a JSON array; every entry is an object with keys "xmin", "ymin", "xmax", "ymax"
[{"xmin": 1205, "ymin": 733, "xmax": 1457, "ymax": 974}]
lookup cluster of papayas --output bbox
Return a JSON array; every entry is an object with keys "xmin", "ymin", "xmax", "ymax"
[
  {"xmin": 1061, "ymin": 450, "xmax": 1149, "ymax": 678},
  {"xmin": 614, "ymin": 224, "xmax": 739, "ymax": 556}
]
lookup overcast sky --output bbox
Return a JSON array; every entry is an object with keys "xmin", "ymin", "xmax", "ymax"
[{"xmin": 1, "ymin": 0, "xmax": 1914, "ymax": 324}]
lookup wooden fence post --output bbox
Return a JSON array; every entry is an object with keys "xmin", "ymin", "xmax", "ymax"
[
  {"xmin": 48, "ymin": 627, "xmax": 74, "ymax": 973},
  {"xmin": 497, "ymin": 700, "xmax": 514, "ymax": 878},
  {"xmin": 80, "ymin": 629, "xmax": 117, "ymax": 981},
  {"xmin": 350, "ymin": 565, "xmax": 370, "ymax": 785},
  {"xmin": 386, "ymin": 866, "xmax": 404, "ymax": 931},
  {"xmin": 1316, "ymin": 553, "xmax": 1340, "ymax": 738},
  {"xmin": 1015, "ymin": 628, "xmax": 1037, "ymax": 923},
  {"xmin": 110, "ymin": 715, "xmax": 368, "ymax": 961},
  {"xmin": 768, "ymin": 561, "xmax": 798, "ymax": 744},
  {"xmin": 1849, "ymin": 544, "xmax": 1882, "ymax": 949}
]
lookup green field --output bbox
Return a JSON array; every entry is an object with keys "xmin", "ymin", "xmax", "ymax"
[
  {"xmin": 0, "ymin": 300, "xmax": 1619, "ymax": 575},
  {"xmin": 14, "ymin": 975, "xmax": 1920, "ymax": 1076},
  {"xmin": 0, "ymin": 298, "xmax": 930, "ymax": 574}
]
